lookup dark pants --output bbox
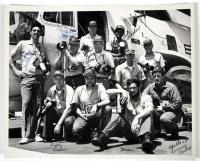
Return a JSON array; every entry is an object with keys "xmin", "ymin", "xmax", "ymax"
[
  {"xmin": 66, "ymin": 74, "xmax": 85, "ymax": 89},
  {"xmin": 20, "ymin": 76, "xmax": 45, "ymax": 139},
  {"xmin": 70, "ymin": 106, "xmax": 112, "ymax": 140},
  {"xmin": 153, "ymin": 110, "xmax": 182, "ymax": 135},
  {"xmin": 103, "ymin": 114, "xmax": 154, "ymax": 143}
]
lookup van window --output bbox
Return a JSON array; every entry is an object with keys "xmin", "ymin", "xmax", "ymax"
[
  {"xmin": 61, "ymin": 12, "xmax": 73, "ymax": 26},
  {"xmin": 43, "ymin": 12, "xmax": 59, "ymax": 23},
  {"xmin": 166, "ymin": 35, "xmax": 178, "ymax": 51},
  {"xmin": 10, "ymin": 12, "xmax": 15, "ymax": 25},
  {"xmin": 43, "ymin": 12, "xmax": 73, "ymax": 26}
]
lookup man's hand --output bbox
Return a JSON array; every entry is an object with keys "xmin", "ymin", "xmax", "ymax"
[
  {"xmin": 15, "ymin": 70, "xmax": 27, "ymax": 78},
  {"xmin": 120, "ymin": 90, "xmax": 128, "ymax": 105},
  {"xmin": 131, "ymin": 116, "xmax": 140, "ymax": 134},
  {"xmin": 54, "ymin": 124, "xmax": 61, "ymax": 134},
  {"xmin": 90, "ymin": 104, "xmax": 98, "ymax": 114},
  {"xmin": 157, "ymin": 106, "xmax": 164, "ymax": 113}
]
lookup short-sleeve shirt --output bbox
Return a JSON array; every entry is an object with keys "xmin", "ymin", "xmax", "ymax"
[
  {"xmin": 95, "ymin": 50, "xmax": 115, "ymax": 68},
  {"xmin": 46, "ymin": 84, "xmax": 74, "ymax": 113},
  {"xmin": 80, "ymin": 33, "xmax": 100, "ymax": 51},
  {"xmin": 10, "ymin": 40, "xmax": 47, "ymax": 76},
  {"xmin": 124, "ymin": 94, "xmax": 153, "ymax": 124},
  {"xmin": 106, "ymin": 38, "xmax": 128, "ymax": 57},
  {"xmin": 72, "ymin": 83, "xmax": 109, "ymax": 112},
  {"xmin": 115, "ymin": 62, "xmax": 146, "ymax": 89},
  {"xmin": 139, "ymin": 52, "xmax": 165, "ymax": 85},
  {"xmin": 65, "ymin": 51, "xmax": 85, "ymax": 76}
]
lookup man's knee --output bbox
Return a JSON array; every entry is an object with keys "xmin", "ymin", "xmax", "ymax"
[
  {"xmin": 104, "ymin": 105, "xmax": 112, "ymax": 114},
  {"xmin": 64, "ymin": 116, "xmax": 76, "ymax": 128},
  {"xmin": 72, "ymin": 118, "xmax": 87, "ymax": 134},
  {"xmin": 160, "ymin": 112, "xmax": 176, "ymax": 123}
]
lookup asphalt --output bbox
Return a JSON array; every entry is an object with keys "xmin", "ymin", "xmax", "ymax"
[{"xmin": 8, "ymin": 114, "xmax": 192, "ymax": 155}]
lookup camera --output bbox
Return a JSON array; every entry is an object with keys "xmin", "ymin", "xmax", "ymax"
[
  {"xmin": 33, "ymin": 53, "xmax": 47, "ymax": 72},
  {"xmin": 95, "ymin": 63, "xmax": 112, "ymax": 75},
  {"xmin": 40, "ymin": 98, "xmax": 56, "ymax": 115},
  {"xmin": 81, "ymin": 45, "xmax": 90, "ymax": 52},
  {"xmin": 139, "ymin": 63, "xmax": 154, "ymax": 72},
  {"xmin": 56, "ymin": 41, "xmax": 67, "ymax": 51}
]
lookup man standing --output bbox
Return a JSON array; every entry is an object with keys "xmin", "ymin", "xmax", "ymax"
[
  {"xmin": 55, "ymin": 36, "xmax": 85, "ymax": 89},
  {"xmin": 42, "ymin": 70, "xmax": 74, "ymax": 142},
  {"xmin": 143, "ymin": 66, "xmax": 183, "ymax": 139},
  {"xmin": 9, "ymin": 22, "xmax": 50, "ymax": 144},
  {"xmin": 115, "ymin": 49, "xmax": 146, "ymax": 102},
  {"xmin": 106, "ymin": 25, "xmax": 128, "ymax": 66},
  {"xmin": 69, "ymin": 68, "xmax": 112, "ymax": 143},
  {"xmin": 139, "ymin": 39, "xmax": 165, "ymax": 87},
  {"xmin": 92, "ymin": 78, "xmax": 154, "ymax": 153},
  {"xmin": 80, "ymin": 21, "xmax": 100, "ymax": 51},
  {"xmin": 84, "ymin": 36, "xmax": 115, "ymax": 89}
]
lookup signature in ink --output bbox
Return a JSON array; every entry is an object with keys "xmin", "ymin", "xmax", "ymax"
[
  {"xmin": 49, "ymin": 142, "xmax": 66, "ymax": 151},
  {"xmin": 168, "ymin": 139, "xmax": 192, "ymax": 154},
  {"xmin": 120, "ymin": 146, "xmax": 132, "ymax": 152}
]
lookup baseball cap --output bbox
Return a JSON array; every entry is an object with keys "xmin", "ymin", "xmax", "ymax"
[
  {"xmin": 53, "ymin": 70, "xmax": 64, "ymax": 77},
  {"xmin": 115, "ymin": 25, "xmax": 125, "ymax": 32},
  {"xmin": 93, "ymin": 36, "xmax": 104, "ymax": 42},
  {"xmin": 125, "ymin": 49, "xmax": 135, "ymax": 55},
  {"xmin": 88, "ymin": 21, "xmax": 97, "ymax": 27},
  {"xmin": 152, "ymin": 66, "xmax": 165, "ymax": 75},
  {"xmin": 143, "ymin": 39, "xmax": 153, "ymax": 46},
  {"xmin": 69, "ymin": 36, "xmax": 80, "ymax": 44},
  {"xmin": 83, "ymin": 68, "xmax": 96, "ymax": 77}
]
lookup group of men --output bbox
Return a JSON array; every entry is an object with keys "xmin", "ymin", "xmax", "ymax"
[{"xmin": 9, "ymin": 20, "xmax": 183, "ymax": 153}]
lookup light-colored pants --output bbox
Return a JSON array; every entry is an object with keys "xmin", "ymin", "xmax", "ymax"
[{"xmin": 20, "ymin": 76, "xmax": 44, "ymax": 139}]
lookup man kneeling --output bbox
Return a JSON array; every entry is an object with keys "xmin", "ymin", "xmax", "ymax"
[
  {"xmin": 92, "ymin": 78, "xmax": 155, "ymax": 153},
  {"xmin": 41, "ymin": 70, "xmax": 74, "ymax": 142}
]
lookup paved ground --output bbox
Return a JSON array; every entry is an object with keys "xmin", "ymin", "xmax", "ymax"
[{"xmin": 9, "ymin": 114, "xmax": 192, "ymax": 156}]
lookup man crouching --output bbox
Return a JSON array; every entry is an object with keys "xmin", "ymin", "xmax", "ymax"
[
  {"xmin": 41, "ymin": 70, "xmax": 74, "ymax": 142},
  {"xmin": 92, "ymin": 78, "xmax": 155, "ymax": 153}
]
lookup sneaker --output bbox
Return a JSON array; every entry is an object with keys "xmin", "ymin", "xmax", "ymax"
[
  {"xmin": 35, "ymin": 135, "xmax": 43, "ymax": 142},
  {"xmin": 19, "ymin": 138, "xmax": 34, "ymax": 145}
]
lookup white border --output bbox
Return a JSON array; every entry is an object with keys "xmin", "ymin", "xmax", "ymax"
[{"xmin": 0, "ymin": 1, "xmax": 199, "ymax": 161}]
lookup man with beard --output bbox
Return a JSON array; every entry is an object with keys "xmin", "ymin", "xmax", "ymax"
[
  {"xmin": 67, "ymin": 68, "xmax": 112, "ymax": 143},
  {"xmin": 92, "ymin": 78, "xmax": 155, "ymax": 153},
  {"xmin": 143, "ymin": 66, "xmax": 183, "ymax": 139},
  {"xmin": 106, "ymin": 25, "xmax": 128, "ymax": 66},
  {"xmin": 9, "ymin": 22, "xmax": 50, "ymax": 144}
]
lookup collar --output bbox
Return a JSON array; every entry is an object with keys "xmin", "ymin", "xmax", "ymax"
[
  {"xmin": 52, "ymin": 85, "xmax": 66, "ymax": 97},
  {"xmin": 153, "ymin": 80, "xmax": 167, "ymax": 90},
  {"xmin": 123, "ymin": 62, "xmax": 137, "ymax": 70}
]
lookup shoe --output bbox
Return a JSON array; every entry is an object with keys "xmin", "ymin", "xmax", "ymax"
[
  {"xmin": 171, "ymin": 132, "xmax": 179, "ymax": 139},
  {"xmin": 159, "ymin": 132, "xmax": 167, "ymax": 139},
  {"xmin": 142, "ymin": 133, "xmax": 153, "ymax": 153},
  {"xmin": 91, "ymin": 132, "xmax": 107, "ymax": 149},
  {"xmin": 19, "ymin": 138, "xmax": 34, "ymax": 145},
  {"xmin": 43, "ymin": 138, "xmax": 53, "ymax": 143},
  {"xmin": 91, "ymin": 128, "xmax": 100, "ymax": 140},
  {"xmin": 35, "ymin": 135, "xmax": 43, "ymax": 142}
]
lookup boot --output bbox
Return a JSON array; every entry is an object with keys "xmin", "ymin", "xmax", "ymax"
[
  {"xmin": 142, "ymin": 133, "xmax": 153, "ymax": 153},
  {"xmin": 92, "ymin": 132, "xmax": 107, "ymax": 149}
]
